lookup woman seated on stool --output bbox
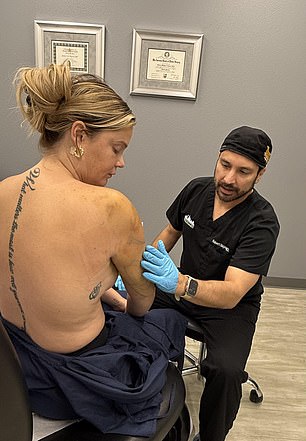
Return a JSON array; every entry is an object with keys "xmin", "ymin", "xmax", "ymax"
[{"xmin": 0, "ymin": 62, "xmax": 187, "ymax": 437}]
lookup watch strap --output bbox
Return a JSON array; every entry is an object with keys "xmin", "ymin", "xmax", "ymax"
[{"xmin": 174, "ymin": 275, "xmax": 196, "ymax": 301}]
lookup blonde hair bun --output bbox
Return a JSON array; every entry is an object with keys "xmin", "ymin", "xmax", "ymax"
[{"xmin": 14, "ymin": 62, "xmax": 135, "ymax": 149}]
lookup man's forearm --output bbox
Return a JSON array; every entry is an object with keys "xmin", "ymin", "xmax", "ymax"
[
  {"xmin": 175, "ymin": 267, "xmax": 260, "ymax": 309},
  {"xmin": 152, "ymin": 224, "xmax": 181, "ymax": 251},
  {"xmin": 175, "ymin": 273, "xmax": 240, "ymax": 309}
]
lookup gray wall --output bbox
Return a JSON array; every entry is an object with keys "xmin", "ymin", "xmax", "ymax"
[{"xmin": 1, "ymin": 0, "xmax": 305, "ymax": 282}]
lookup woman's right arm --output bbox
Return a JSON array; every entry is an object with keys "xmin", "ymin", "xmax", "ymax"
[{"xmin": 109, "ymin": 192, "xmax": 155, "ymax": 316}]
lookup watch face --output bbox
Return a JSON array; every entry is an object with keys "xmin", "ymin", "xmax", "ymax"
[{"xmin": 188, "ymin": 278, "xmax": 198, "ymax": 296}]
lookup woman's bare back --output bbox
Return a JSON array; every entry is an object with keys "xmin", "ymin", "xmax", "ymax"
[{"xmin": 0, "ymin": 161, "xmax": 152, "ymax": 352}]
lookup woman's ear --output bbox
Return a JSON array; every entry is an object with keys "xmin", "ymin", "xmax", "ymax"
[
  {"xmin": 70, "ymin": 121, "xmax": 86, "ymax": 144},
  {"xmin": 69, "ymin": 121, "xmax": 87, "ymax": 158}
]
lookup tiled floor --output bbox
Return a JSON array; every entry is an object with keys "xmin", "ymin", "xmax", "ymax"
[{"xmin": 183, "ymin": 287, "xmax": 306, "ymax": 441}]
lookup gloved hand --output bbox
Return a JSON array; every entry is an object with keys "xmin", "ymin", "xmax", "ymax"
[
  {"xmin": 114, "ymin": 275, "xmax": 126, "ymax": 291},
  {"xmin": 141, "ymin": 240, "xmax": 179, "ymax": 293}
]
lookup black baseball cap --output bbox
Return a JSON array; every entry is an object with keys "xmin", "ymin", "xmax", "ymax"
[{"xmin": 220, "ymin": 126, "xmax": 272, "ymax": 168}]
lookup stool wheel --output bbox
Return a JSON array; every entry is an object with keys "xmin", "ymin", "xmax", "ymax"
[{"xmin": 249, "ymin": 388, "xmax": 263, "ymax": 403}]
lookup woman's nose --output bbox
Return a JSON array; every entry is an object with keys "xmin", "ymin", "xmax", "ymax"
[{"xmin": 116, "ymin": 156, "xmax": 125, "ymax": 168}]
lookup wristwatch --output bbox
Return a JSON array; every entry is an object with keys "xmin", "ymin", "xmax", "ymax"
[
  {"xmin": 184, "ymin": 275, "xmax": 198, "ymax": 297},
  {"xmin": 175, "ymin": 275, "xmax": 198, "ymax": 301}
]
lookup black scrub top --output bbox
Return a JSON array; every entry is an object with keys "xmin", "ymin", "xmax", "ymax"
[{"xmin": 166, "ymin": 177, "xmax": 280, "ymax": 305}]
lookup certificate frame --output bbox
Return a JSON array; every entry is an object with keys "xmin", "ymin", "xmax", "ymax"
[
  {"xmin": 34, "ymin": 20, "xmax": 105, "ymax": 77},
  {"xmin": 130, "ymin": 29, "xmax": 204, "ymax": 100}
]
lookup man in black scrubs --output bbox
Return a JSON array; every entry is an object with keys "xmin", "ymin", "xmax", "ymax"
[{"xmin": 141, "ymin": 126, "xmax": 280, "ymax": 441}]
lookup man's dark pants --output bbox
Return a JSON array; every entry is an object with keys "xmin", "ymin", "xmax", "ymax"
[{"xmin": 151, "ymin": 289, "xmax": 260, "ymax": 441}]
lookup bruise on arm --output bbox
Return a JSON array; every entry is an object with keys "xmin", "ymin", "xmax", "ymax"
[{"xmin": 110, "ymin": 193, "xmax": 154, "ymax": 316}]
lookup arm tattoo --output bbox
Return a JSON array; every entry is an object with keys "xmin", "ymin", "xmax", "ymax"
[{"xmin": 8, "ymin": 168, "xmax": 40, "ymax": 331}]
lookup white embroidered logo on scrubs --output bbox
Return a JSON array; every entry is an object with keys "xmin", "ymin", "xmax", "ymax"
[{"xmin": 184, "ymin": 214, "xmax": 195, "ymax": 229}]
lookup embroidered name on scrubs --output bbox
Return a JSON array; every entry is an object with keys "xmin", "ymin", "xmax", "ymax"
[
  {"xmin": 184, "ymin": 214, "xmax": 195, "ymax": 228},
  {"xmin": 212, "ymin": 239, "xmax": 230, "ymax": 253}
]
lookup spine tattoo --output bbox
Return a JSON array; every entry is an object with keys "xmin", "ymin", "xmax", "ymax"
[{"xmin": 8, "ymin": 168, "xmax": 40, "ymax": 331}]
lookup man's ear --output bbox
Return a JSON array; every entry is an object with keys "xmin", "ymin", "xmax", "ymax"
[{"xmin": 256, "ymin": 167, "xmax": 266, "ymax": 184}]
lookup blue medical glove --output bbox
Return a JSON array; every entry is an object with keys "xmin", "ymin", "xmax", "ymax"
[
  {"xmin": 115, "ymin": 275, "xmax": 126, "ymax": 291},
  {"xmin": 141, "ymin": 240, "xmax": 179, "ymax": 293}
]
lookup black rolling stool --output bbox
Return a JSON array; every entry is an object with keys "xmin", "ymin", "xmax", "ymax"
[
  {"xmin": 0, "ymin": 320, "xmax": 191, "ymax": 441},
  {"xmin": 183, "ymin": 319, "xmax": 264, "ymax": 404}
]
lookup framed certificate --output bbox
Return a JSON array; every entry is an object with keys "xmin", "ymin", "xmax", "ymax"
[
  {"xmin": 34, "ymin": 20, "xmax": 105, "ymax": 77},
  {"xmin": 130, "ymin": 29, "xmax": 204, "ymax": 100}
]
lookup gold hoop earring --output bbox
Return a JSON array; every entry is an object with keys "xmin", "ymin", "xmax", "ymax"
[{"xmin": 70, "ymin": 145, "xmax": 84, "ymax": 158}]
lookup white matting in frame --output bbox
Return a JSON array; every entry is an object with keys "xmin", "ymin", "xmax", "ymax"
[
  {"xmin": 130, "ymin": 29, "xmax": 204, "ymax": 100},
  {"xmin": 34, "ymin": 20, "xmax": 105, "ymax": 77}
]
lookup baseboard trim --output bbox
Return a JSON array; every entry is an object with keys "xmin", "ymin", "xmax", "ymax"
[{"xmin": 263, "ymin": 276, "xmax": 306, "ymax": 290}]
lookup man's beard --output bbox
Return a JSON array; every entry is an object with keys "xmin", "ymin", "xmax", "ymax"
[{"xmin": 214, "ymin": 179, "xmax": 256, "ymax": 203}]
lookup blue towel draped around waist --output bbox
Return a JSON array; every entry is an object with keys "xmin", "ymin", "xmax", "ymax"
[{"xmin": 1, "ymin": 309, "xmax": 187, "ymax": 437}]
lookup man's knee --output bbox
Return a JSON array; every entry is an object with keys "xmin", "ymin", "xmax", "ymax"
[{"xmin": 200, "ymin": 354, "xmax": 246, "ymax": 385}]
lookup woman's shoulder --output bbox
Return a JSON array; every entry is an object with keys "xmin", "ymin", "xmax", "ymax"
[
  {"xmin": 0, "ymin": 166, "xmax": 41, "ymax": 188},
  {"xmin": 74, "ymin": 183, "xmax": 138, "ymax": 221},
  {"xmin": 0, "ymin": 170, "xmax": 29, "ymax": 195},
  {"xmin": 80, "ymin": 183, "xmax": 131, "ymax": 206}
]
